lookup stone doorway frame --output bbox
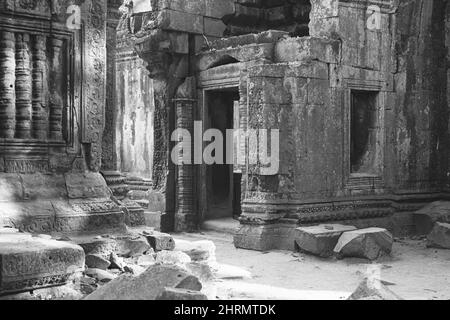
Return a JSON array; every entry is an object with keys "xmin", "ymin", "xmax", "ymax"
[{"xmin": 197, "ymin": 65, "xmax": 243, "ymax": 227}]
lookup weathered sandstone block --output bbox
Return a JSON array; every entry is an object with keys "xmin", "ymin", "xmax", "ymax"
[
  {"xmin": 85, "ymin": 264, "xmax": 202, "ymax": 300},
  {"xmin": 145, "ymin": 231, "xmax": 175, "ymax": 251},
  {"xmin": 295, "ymin": 224, "xmax": 357, "ymax": 257},
  {"xmin": 0, "ymin": 233, "xmax": 85, "ymax": 295},
  {"xmin": 85, "ymin": 254, "xmax": 111, "ymax": 270},
  {"xmin": 334, "ymin": 228, "xmax": 393, "ymax": 260},
  {"xmin": 414, "ymin": 201, "xmax": 450, "ymax": 235},
  {"xmin": 156, "ymin": 287, "xmax": 208, "ymax": 300},
  {"xmin": 427, "ymin": 222, "xmax": 450, "ymax": 249}
]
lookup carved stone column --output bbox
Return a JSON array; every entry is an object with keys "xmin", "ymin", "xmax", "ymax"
[
  {"xmin": 173, "ymin": 77, "xmax": 196, "ymax": 232},
  {"xmin": 0, "ymin": 31, "xmax": 16, "ymax": 139},
  {"xmin": 49, "ymin": 38, "xmax": 64, "ymax": 141},
  {"xmin": 15, "ymin": 33, "xmax": 32, "ymax": 139},
  {"xmin": 32, "ymin": 35, "xmax": 47, "ymax": 140}
]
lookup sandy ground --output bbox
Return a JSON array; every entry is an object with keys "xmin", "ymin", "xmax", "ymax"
[{"xmin": 175, "ymin": 231, "xmax": 450, "ymax": 300}]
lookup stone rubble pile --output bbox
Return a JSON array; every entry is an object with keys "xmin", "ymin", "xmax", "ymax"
[
  {"xmin": 295, "ymin": 224, "xmax": 393, "ymax": 261},
  {"xmin": 75, "ymin": 228, "xmax": 241, "ymax": 300}
]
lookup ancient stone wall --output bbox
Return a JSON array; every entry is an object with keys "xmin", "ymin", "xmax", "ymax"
[
  {"xmin": 115, "ymin": 52, "xmax": 155, "ymax": 178},
  {"xmin": 114, "ymin": 0, "xmax": 449, "ymax": 242},
  {"xmin": 0, "ymin": 0, "xmax": 128, "ymax": 233},
  {"xmin": 231, "ymin": 0, "xmax": 450, "ymax": 250}
]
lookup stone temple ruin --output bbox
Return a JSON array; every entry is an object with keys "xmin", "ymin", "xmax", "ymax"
[{"xmin": 0, "ymin": 0, "xmax": 449, "ymax": 299}]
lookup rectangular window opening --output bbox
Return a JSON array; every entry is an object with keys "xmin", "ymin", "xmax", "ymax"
[{"xmin": 350, "ymin": 90, "xmax": 379, "ymax": 175}]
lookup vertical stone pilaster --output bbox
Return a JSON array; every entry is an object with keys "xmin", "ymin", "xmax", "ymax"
[
  {"xmin": 49, "ymin": 38, "xmax": 64, "ymax": 141},
  {"xmin": 15, "ymin": 33, "xmax": 32, "ymax": 139},
  {"xmin": 173, "ymin": 77, "xmax": 196, "ymax": 232},
  {"xmin": 0, "ymin": 31, "xmax": 16, "ymax": 139},
  {"xmin": 32, "ymin": 35, "xmax": 47, "ymax": 140}
]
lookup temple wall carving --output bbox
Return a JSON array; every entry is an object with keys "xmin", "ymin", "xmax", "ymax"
[{"xmin": 0, "ymin": 1, "xmax": 130, "ymax": 234}]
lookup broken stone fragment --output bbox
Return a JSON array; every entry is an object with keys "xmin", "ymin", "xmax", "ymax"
[
  {"xmin": 116, "ymin": 237, "xmax": 152, "ymax": 257},
  {"xmin": 413, "ymin": 201, "xmax": 450, "ymax": 235},
  {"xmin": 427, "ymin": 222, "xmax": 450, "ymax": 249},
  {"xmin": 85, "ymin": 268, "xmax": 117, "ymax": 283},
  {"xmin": 295, "ymin": 224, "xmax": 357, "ymax": 258},
  {"xmin": 85, "ymin": 265, "xmax": 202, "ymax": 300},
  {"xmin": 109, "ymin": 252, "xmax": 125, "ymax": 271},
  {"xmin": 186, "ymin": 262, "xmax": 215, "ymax": 282},
  {"xmin": 156, "ymin": 287, "xmax": 208, "ymax": 300},
  {"xmin": 124, "ymin": 264, "xmax": 146, "ymax": 276},
  {"xmin": 145, "ymin": 231, "xmax": 175, "ymax": 251},
  {"xmin": 156, "ymin": 250, "xmax": 192, "ymax": 267},
  {"xmin": 348, "ymin": 278, "xmax": 403, "ymax": 300},
  {"xmin": 137, "ymin": 253, "xmax": 156, "ymax": 267},
  {"xmin": 85, "ymin": 254, "xmax": 111, "ymax": 270},
  {"xmin": 0, "ymin": 233, "xmax": 85, "ymax": 296},
  {"xmin": 334, "ymin": 228, "xmax": 393, "ymax": 261},
  {"xmin": 174, "ymin": 239, "xmax": 216, "ymax": 263}
]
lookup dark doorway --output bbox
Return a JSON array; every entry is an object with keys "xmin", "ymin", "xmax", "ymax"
[
  {"xmin": 205, "ymin": 88, "xmax": 242, "ymax": 220},
  {"xmin": 350, "ymin": 90, "xmax": 378, "ymax": 175}
]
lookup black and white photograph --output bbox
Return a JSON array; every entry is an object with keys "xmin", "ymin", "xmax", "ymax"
[{"xmin": 0, "ymin": 0, "xmax": 449, "ymax": 308}]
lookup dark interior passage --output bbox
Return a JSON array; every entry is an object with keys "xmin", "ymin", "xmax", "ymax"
[{"xmin": 206, "ymin": 89, "xmax": 242, "ymax": 220}]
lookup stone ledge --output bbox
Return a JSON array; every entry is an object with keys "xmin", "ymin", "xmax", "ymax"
[{"xmin": 0, "ymin": 232, "xmax": 85, "ymax": 296}]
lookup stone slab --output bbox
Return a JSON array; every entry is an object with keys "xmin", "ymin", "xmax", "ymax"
[
  {"xmin": 414, "ymin": 201, "xmax": 450, "ymax": 235},
  {"xmin": 156, "ymin": 287, "xmax": 208, "ymax": 300},
  {"xmin": 334, "ymin": 228, "xmax": 393, "ymax": 261},
  {"xmin": 427, "ymin": 222, "xmax": 450, "ymax": 249},
  {"xmin": 295, "ymin": 224, "xmax": 357, "ymax": 257},
  {"xmin": 0, "ymin": 233, "xmax": 85, "ymax": 295},
  {"xmin": 145, "ymin": 231, "xmax": 175, "ymax": 251},
  {"xmin": 85, "ymin": 264, "xmax": 201, "ymax": 300}
]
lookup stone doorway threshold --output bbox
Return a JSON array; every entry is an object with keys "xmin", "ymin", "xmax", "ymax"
[{"xmin": 201, "ymin": 218, "xmax": 240, "ymax": 234}]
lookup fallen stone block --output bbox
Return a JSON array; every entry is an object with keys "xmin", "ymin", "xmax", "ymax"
[
  {"xmin": 156, "ymin": 287, "xmax": 208, "ymax": 300},
  {"xmin": 427, "ymin": 222, "xmax": 450, "ymax": 249},
  {"xmin": 145, "ymin": 232, "xmax": 175, "ymax": 251},
  {"xmin": 85, "ymin": 268, "xmax": 117, "ymax": 283},
  {"xmin": 334, "ymin": 228, "xmax": 393, "ymax": 260},
  {"xmin": 175, "ymin": 239, "xmax": 216, "ymax": 262},
  {"xmin": 109, "ymin": 253, "xmax": 125, "ymax": 271},
  {"xmin": 85, "ymin": 254, "xmax": 111, "ymax": 270},
  {"xmin": 348, "ymin": 278, "xmax": 403, "ymax": 300},
  {"xmin": 0, "ymin": 233, "xmax": 85, "ymax": 295},
  {"xmin": 295, "ymin": 224, "xmax": 357, "ymax": 258},
  {"xmin": 156, "ymin": 250, "xmax": 191, "ymax": 267},
  {"xmin": 124, "ymin": 264, "xmax": 146, "ymax": 276},
  {"xmin": 0, "ymin": 283, "xmax": 84, "ymax": 301},
  {"xmin": 116, "ymin": 237, "xmax": 152, "ymax": 257},
  {"xmin": 413, "ymin": 201, "xmax": 450, "ymax": 235},
  {"xmin": 137, "ymin": 253, "xmax": 156, "ymax": 267},
  {"xmin": 85, "ymin": 264, "xmax": 202, "ymax": 300},
  {"xmin": 77, "ymin": 235, "xmax": 151, "ymax": 259},
  {"xmin": 186, "ymin": 262, "xmax": 215, "ymax": 282}
]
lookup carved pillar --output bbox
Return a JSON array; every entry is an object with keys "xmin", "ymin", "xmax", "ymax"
[
  {"xmin": 15, "ymin": 33, "xmax": 32, "ymax": 139},
  {"xmin": 32, "ymin": 35, "xmax": 47, "ymax": 140},
  {"xmin": 173, "ymin": 77, "xmax": 196, "ymax": 232},
  {"xmin": 0, "ymin": 31, "xmax": 16, "ymax": 138},
  {"xmin": 49, "ymin": 38, "xmax": 64, "ymax": 141}
]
